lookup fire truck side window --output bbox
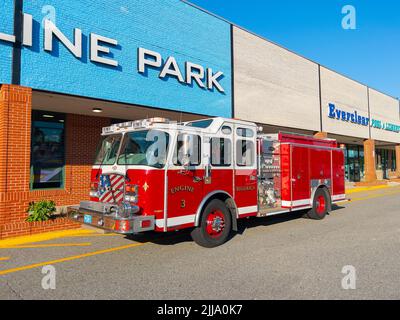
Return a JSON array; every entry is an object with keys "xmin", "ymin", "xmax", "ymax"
[
  {"xmin": 173, "ymin": 134, "xmax": 201, "ymax": 166},
  {"xmin": 236, "ymin": 140, "xmax": 255, "ymax": 167},
  {"xmin": 237, "ymin": 128, "xmax": 255, "ymax": 138},
  {"xmin": 211, "ymin": 138, "xmax": 232, "ymax": 167}
]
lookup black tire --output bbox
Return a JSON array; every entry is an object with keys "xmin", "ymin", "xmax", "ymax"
[
  {"xmin": 191, "ymin": 199, "xmax": 232, "ymax": 248},
  {"xmin": 307, "ymin": 188, "xmax": 329, "ymax": 220}
]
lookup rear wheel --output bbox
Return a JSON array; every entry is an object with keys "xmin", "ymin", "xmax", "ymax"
[
  {"xmin": 307, "ymin": 188, "xmax": 329, "ymax": 220},
  {"xmin": 191, "ymin": 199, "xmax": 232, "ymax": 248}
]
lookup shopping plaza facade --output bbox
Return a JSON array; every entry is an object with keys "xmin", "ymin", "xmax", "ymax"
[{"xmin": 0, "ymin": 0, "xmax": 399, "ymax": 237}]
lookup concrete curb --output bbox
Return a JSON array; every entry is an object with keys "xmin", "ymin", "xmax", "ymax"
[{"xmin": 346, "ymin": 185, "xmax": 394, "ymax": 195}]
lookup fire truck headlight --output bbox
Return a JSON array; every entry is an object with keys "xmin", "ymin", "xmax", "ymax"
[
  {"xmin": 90, "ymin": 182, "xmax": 100, "ymax": 198},
  {"xmin": 90, "ymin": 190, "xmax": 100, "ymax": 198},
  {"xmin": 124, "ymin": 195, "xmax": 138, "ymax": 203},
  {"xmin": 124, "ymin": 184, "xmax": 139, "ymax": 203}
]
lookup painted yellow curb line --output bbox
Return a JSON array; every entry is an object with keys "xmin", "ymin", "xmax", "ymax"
[
  {"xmin": 349, "ymin": 190, "xmax": 400, "ymax": 202},
  {"xmin": 336, "ymin": 190, "xmax": 400, "ymax": 205},
  {"xmin": 0, "ymin": 257, "xmax": 10, "ymax": 261},
  {"xmin": 3, "ymin": 243, "xmax": 92, "ymax": 249},
  {"xmin": 0, "ymin": 242, "xmax": 146, "ymax": 276},
  {"xmin": 0, "ymin": 229, "xmax": 94, "ymax": 248},
  {"xmin": 346, "ymin": 185, "xmax": 391, "ymax": 194}
]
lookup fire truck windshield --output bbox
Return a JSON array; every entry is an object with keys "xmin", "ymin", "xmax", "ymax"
[
  {"xmin": 117, "ymin": 130, "xmax": 170, "ymax": 169},
  {"xmin": 94, "ymin": 134, "xmax": 122, "ymax": 165}
]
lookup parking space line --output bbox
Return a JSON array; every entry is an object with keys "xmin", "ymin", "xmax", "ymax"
[
  {"xmin": 0, "ymin": 257, "xmax": 10, "ymax": 261},
  {"xmin": 0, "ymin": 242, "xmax": 146, "ymax": 276},
  {"xmin": 0, "ymin": 229, "xmax": 95, "ymax": 248},
  {"xmin": 68, "ymin": 233, "xmax": 121, "ymax": 238},
  {"xmin": 3, "ymin": 243, "xmax": 92, "ymax": 249}
]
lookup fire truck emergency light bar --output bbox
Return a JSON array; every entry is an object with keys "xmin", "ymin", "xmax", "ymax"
[{"xmin": 102, "ymin": 117, "xmax": 174, "ymax": 134}]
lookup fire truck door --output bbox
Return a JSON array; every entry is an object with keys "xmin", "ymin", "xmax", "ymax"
[
  {"xmin": 167, "ymin": 133, "xmax": 204, "ymax": 230},
  {"xmin": 203, "ymin": 125, "xmax": 235, "ymax": 203},
  {"xmin": 234, "ymin": 125, "xmax": 258, "ymax": 216}
]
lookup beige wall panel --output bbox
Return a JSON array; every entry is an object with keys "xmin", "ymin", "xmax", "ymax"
[
  {"xmin": 320, "ymin": 67, "xmax": 369, "ymax": 139},
  {"xmin": 233, "ymin": 27, "xmax": 320, "ymax": 131},
  {"xmin": 369, "ymin": 89, "xmax": 400, "ymax": 144}
]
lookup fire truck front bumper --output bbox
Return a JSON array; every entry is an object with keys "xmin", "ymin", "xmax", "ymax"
[{"xmin": 67, "ymin": 201, "xmax": 155, "ymax": 234}]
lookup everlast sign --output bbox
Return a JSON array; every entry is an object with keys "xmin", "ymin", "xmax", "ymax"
[{"xmin": 0, "ymin": 14, "xmax": 225, "ymax": 93}]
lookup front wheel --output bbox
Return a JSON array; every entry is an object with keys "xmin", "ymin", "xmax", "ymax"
[
  {"xmin": 307, "ymin": 188, "xmax": 330, "ymax": 220},
  {"xmin": 191, "ymin": 199, "xmax": 232, "ymax": 248}
]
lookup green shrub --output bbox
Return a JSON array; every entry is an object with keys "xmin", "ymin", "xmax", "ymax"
[{"xmin": 26, "ymin": 200, "xmax": 57, "ymax": 222}]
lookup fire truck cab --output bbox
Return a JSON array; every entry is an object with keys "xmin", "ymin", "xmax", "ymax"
[{"xmin": 69, "ymin": 117, "xmax": 346, "ymax": 248}]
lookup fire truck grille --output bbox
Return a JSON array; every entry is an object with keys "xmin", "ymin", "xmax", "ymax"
[{"xmin": 99, "ymin": 174, "xmax": 125, "ymax": 204}]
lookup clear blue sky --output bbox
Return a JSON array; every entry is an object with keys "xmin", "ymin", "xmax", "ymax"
[{"xmin": 189, "ymin": 0, "xmax": 400, "ymax": 99}]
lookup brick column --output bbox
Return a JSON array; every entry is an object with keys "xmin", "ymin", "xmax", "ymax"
[
  {"xmin": 314, "ymin": 132, "xmax": 328, "ymax": 139},
  {"xmin": 396, "ymin": 145, "xmax": 400, "ymax": 178},
  {"xmin": 0, "ymin": 85, "xmax": 32, "ymax": 225},
  {"xmin": 364, "ymin": 139, "xmax": 377, "ymax": 183}
]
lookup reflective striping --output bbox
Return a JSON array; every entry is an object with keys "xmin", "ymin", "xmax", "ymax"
[
  {"xmin": 156, "ymin": 214, "xmax": 196, "ymax": 228},
  {"xmin": 160, "ymin": 206, "xmax": 259, "ymax": 228},
  {"xmin": 332, "ymin": 194, "xmax": 346, "ymax": 201},
  {"xmin": 238, "ymin": 206, "xmax": 258, "ymax": 215},
  {"xmin": 282, "ymin": 199, "xmax": 311, "ymax": 207}
]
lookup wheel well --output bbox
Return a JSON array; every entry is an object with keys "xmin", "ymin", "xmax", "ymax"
[{"xmin": 195, "ymin": 192, "xmax": 238, "ymax": 231}]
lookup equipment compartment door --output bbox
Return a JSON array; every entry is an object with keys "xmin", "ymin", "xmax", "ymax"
[
  {"xmin": 290, "ymin": 146, "xmax": 310, "ymax": 207},
  {"xmin": 332, "ymin": 149, "xmax": 345, "ymax": 197}
]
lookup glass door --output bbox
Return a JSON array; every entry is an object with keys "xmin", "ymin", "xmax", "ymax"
[
  {"xmin": 376, "ymin": 149, "xmax": 389, "ymax": 180},
  {"xmin": 346, "ymin": 146, "xmax": 361, "ymax": 182}
]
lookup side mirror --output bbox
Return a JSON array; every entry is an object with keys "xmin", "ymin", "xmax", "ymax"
[
  {"xmin": 181, "ymin": 134, "xmax": 192, "ymax": 170},
  {"xmin": 182, "ymin": 155, "xmax": 191, "ymax": 170}
]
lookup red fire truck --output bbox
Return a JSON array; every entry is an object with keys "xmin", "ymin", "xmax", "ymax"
[{"xmin": 69, "ymin": 117, "xmax": 346, "ymax": 247}]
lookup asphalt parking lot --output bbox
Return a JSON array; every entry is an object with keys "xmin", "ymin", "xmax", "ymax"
[{"xmin": 1, "ymin": 186, "xmax": 400, "ymax": 300}]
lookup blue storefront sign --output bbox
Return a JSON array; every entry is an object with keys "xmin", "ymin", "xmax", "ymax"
[
  {"xmin": 328, "ymin": 103, "xmax": 400, "ymax": 134},
  {"xmin": 0, "ymin": 0, "xmax": 233, "ymax": 117},
  {"xmin": 328, "ymin": 103, "xmax": 370, "ymax": 127}
]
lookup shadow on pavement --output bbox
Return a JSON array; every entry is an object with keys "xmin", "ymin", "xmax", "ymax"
[{"xmin": 123, "ymin": 205, "xmax": 347, "ymax": 246}]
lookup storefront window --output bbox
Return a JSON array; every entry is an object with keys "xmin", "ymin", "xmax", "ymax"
[{"xmin": 31, "ymin": 111, "xmax": 65, "ymax": 189}]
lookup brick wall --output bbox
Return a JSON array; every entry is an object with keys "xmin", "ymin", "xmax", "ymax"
[
  {"xmin": 0, "ymin": 85, "xmax": 32, "ymax": 225},
  {"xmin": 0, "ymin": 84, "xmax": 110, "ymax": 239},
  {"xmin": 0, "ymin": 0, "xmax": 14, "ymax": 84}
]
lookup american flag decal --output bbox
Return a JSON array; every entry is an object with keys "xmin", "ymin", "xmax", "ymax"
[{"xmin": 99, "ymin": 174, "xmax": 125, "ymax": 204}]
